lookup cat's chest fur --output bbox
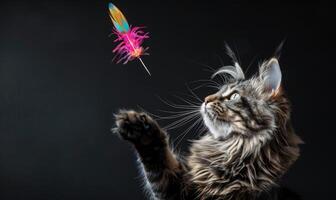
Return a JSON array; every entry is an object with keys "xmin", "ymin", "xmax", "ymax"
[{"xmin": 186, "ymin": 134, "xmax": 282, "ymax": 199}]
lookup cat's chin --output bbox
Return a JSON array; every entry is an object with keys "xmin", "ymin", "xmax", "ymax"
[
  {"xmin": 200, "ymin": 103, "xmax": 232, "ymax": 139},
  {"xmin": 202, "ymin": 114, "xmax": 232, "ymax": 139}
]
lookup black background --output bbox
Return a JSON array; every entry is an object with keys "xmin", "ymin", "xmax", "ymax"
[{"xmin": 0, "ymin": 1, "xmax": 334, "ymax": 199}]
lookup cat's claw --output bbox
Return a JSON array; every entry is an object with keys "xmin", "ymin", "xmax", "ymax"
[{"xmin": 114, "ymin": 110, "xmax": 164, "ymax": 145}]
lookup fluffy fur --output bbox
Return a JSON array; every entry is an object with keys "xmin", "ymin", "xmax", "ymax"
[{"xmin": 114, "ymin": 49, "xmax": 302, "ymax": 200}]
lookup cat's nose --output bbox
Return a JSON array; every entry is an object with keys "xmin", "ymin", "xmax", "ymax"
[{"xmin": 204, "ymin": 94, "xmax": 218, "ymax": 105}]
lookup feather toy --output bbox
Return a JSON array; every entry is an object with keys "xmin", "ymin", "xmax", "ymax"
[{"xmin": 108, "ymin": 3, "xmax": 151, "ymax": 76}]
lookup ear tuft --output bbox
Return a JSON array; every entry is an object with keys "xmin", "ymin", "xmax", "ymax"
[{"xmin": 260, "ymin": 58, "xmax": 282, "ymax": 95}]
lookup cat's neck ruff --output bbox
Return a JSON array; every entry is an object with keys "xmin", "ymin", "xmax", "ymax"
[{"xmin": 187, "ymin": 127, "xmax": 301, "ymax": 198}]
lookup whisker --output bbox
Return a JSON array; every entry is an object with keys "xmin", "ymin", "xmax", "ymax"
[
  {"xmin": 157, "ymin": 110, "xmax": 199, "ymax": 120},
  {"xmin": 191, "ymin": 82, "xmax": 220, "ymax": 91},
  {"xmin": 136, "ymin": 105, "xmax": 163, "ymax": 120},
  {"xmin": 158, "ymin": 109, "xmax": 199, "ymax": 115},
  {"xmin": 185, "ymin": 58, "xmax": 217, "ymax": 74},
  {"xmin": 157, "ymin": 97, "xmax": 199, "ymax": 110},
  {"xmin": 164, "ymin": 113, "xmax": 200, "ymax": 130},
  {"xmin": 153, "ymin": 86, "xmax": 206, "ymax": 144},
  {"xmin": 172, "ymin": 94, "xmax": 201, "ymax": 107},
  {"xmin": 197, "ymin": 126, "xmax": 208, "ymax": 138},
  {"xmin": 174, "ymin": 117, "xmax": 203, "ymax": 147},
  {"xmin": 194, "ymin": 118, "xmax": 206, "ymax": 135},
  {"xmin": 189, "ymin": 79, "xmax": 221, "ymax": 87},
  {"xmin": 185, "ymin": 84, "xmax": 203, "ymax": 103}
]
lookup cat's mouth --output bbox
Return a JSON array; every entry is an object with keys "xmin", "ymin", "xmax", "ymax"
[
  {"xmin": 201, "ymin": 103, "xmax": 223, "ymax": 122},
  {"xmin": 201, "ymin": 102, "xmax": 226, "ymax": 122},
  {"xmin": 201, "ymin": 102, "xmax": 214, "ymax": 118}
]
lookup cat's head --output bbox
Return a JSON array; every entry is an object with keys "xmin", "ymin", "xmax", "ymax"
[{"xmin": 201, "ymin": 53, "xmax": 288, "ymax": 140}]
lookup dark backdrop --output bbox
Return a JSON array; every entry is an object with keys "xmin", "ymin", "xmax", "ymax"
[{"xmin": 0, "ymin": 1, "xmax": 334, "ymax": 200}]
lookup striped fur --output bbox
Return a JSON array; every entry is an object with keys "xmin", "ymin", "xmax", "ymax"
[{"xmin": 114, "ymin": 56, "xmax": 302, "ymax": 200}]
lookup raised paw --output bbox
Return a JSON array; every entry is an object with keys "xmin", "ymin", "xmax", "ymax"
[{"xmin": 113, "ymin": 110, "xmax": 165, "ymax": 145}]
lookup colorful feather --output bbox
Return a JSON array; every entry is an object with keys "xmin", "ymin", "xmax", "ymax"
[
  {"xmin": 108, "ymin": 3, "xmax": 129, "ymax": 33},
  {"xmin": 108, "ymin": 3, "xmax": 151, "ymax": 76}
]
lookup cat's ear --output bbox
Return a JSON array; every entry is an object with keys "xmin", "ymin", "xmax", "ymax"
[{"xmin": 259, "ymin": 58, "xmax": 282, "ymax": 96}]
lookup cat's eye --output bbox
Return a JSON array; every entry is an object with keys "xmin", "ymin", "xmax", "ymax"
[{"xmin": 229, "ymin": 93, "xmax": 240, "ymax": 100}]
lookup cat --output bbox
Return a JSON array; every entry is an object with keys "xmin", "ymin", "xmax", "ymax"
[{"xmin": 113, "ymin": 48, "xmax": 302, "ymax": 200}]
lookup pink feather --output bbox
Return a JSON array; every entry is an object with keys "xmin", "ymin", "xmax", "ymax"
[{"xmin": 112, "ymin": 26, "xmax": 149, "ymax": 64}]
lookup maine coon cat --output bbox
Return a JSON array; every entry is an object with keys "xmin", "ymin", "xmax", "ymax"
[{"xmin": 113, "ymin": 48, "xmax": 302, "ymax": 200}]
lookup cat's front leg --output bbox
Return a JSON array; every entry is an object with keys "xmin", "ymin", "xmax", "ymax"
[{"xmin": 114, "ymin": 110, "xmax": 189, "ymax": 199}]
